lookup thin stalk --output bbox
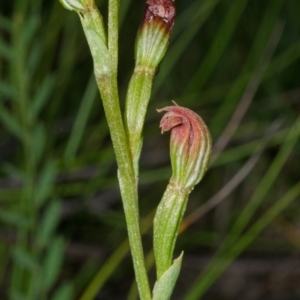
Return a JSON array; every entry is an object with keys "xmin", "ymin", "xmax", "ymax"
[
  {"xmin": 86, "ymin": 2, "xmax": 151, "ymax": 298},
  {"xmin": 95, "ymin": 74, "xmax": 151, "ymax": 300},
  {"xmin": 108, "ymin": 0, "xmax": 119, "ymax": 75},
  {"xmin": 60, "ymin": 1, "xmax": 151, "ymax": 297}
]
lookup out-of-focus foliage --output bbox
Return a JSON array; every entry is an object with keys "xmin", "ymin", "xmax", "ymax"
[{"xmin": 0, "ymin": 0, "xmax": 299, "ymax": 299}]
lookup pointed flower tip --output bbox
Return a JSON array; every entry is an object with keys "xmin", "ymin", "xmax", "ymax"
[
  {"xmin": 159, "ymin": 112, "xmax": 184, "ymax": 134},
  {"xmin": 156, "ymin": 101, "xmax": 179, "ymax": 133},
  {"xmin": 158, "ymin": 103, "xmax": 212, "ymax": 189}
]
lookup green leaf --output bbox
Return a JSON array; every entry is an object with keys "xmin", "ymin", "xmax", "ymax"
[
  {"xmin": 10, "ymin": 290, "xmax": 27, "ymax": 300},
  {"xmin": 0, "ymin": 209, "xmax": 30, "ymax": 228},
  {"xmin": 13, "ymin": 248, "xmax": 38, "ymax": 271},
  {"xmin": 29, "ymin": 124, "xmax": 46, "ymax": 166},
  {"xmin": 34, "ymin": 161, "xmax": 56, "ymax": 206},
  {"xmin": 27, "ymin": 43, "xmax": 42, "ymax": 76},
  {"xmin": 152, "ymin": 252, "xmax": 183, "ymax": 300},
  {"xmin": 30, "ymin": 75, "xmax": 55, "ymax": 118},
  {"xmin": 0, "ymin": 81, "xmax": 17, "ymax": 99},
  {"xmin": 21, "ymin": 15, "xmax": 40, "ymax": 49},
  {"xmin": 37, "ymin": 200, "xmax": 61, "ymax": 249},
  {"xmin": 0, "ymin": 13, "xmax": 12, "ymax": 32},
  {"xmin": 1, "ymin": 163, "xmax": 25, "ymax": 181},
  {"xmin": 42, "ymin": 237, "xmax": 65, "ymax": 291},
  {"xmin": 0, "ymin": 103, "xmax": 22, "ymax": 139},
  {"xmin": 51, "ymin": 282, "xmax": 73, "ymax": 300},
  {"xmin": 64, "ymin": 74, "xmax": 97, "ymax": 161},
  {"xmin": 0, "ymin": 40, "xmax": 16, "ymax": 61}
]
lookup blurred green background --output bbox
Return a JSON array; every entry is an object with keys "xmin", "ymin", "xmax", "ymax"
[{"xmin": 0, "ymin": 0, "xmax": 300, "ymax": 299}]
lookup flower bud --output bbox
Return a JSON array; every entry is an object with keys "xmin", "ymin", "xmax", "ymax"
[
  {"xmin": 153, "ymin": 102, "xmax": 211, "ymax": 280},
  {"xmin": 135, "ymin": 0, "xmax": 176, "ymax": 69},
  {"xmin": 59, "ymin": 0, "xmax": 91, "ymax": 11},
  {"xmin": 157, "ymin": 102, "xmax": 212, "ymax": 191},
  {"xmin": 60, "ymin": 0, "xmax": 108, "ymax": 78},
  {"xmin": 124, "ymin": 0, "xmax": 176, "ymax": 174}
]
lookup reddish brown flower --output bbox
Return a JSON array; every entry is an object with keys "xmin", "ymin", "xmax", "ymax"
[
  {"xmin": 145, "ymin": 0, "xmax": 175, "ymax": 30},
  {"xmin": 158, "ymin": 102, "xmax": 212, "ymax": 190}
]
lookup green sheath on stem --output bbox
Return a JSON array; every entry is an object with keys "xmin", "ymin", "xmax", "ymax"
[
  {"xmin": 125, "ymin": 70, "xmax": 154, "ymax": 171},
  {"xmin": 154, "ymin": 182, "xmax": 189, "ymax": 278}
]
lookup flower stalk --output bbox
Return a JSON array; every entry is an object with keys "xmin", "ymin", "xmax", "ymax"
[{"xmin": 59, "ymin": 0, "xmax": 151, "ymax": 299}]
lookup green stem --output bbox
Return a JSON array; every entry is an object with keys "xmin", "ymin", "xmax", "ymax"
[
  {"xmin": 108, "ymin": 0, "xmax": 119, "ymax": 75},
  {"xmin": 95, "ymin": 74, "xmax": 151, "ymax": 300},
  {"xmin": 59, "ymin": 1, "xmax": 151, "ymax": 297},
  {"xmin": 77, "ymin": 3, "xmax": 151, "ymax": 298}
]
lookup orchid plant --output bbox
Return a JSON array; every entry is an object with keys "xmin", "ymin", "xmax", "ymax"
[{"xmin": 59, "ymin": 0, "xmax": 212, "ymax": 299}]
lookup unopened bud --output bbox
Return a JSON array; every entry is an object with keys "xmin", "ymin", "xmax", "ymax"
[
  {"xmin": 124, "ymin": 0, "xmax": 176, "ymax": 172},
  {"xmin": 60, "ymin": 0, "xmax": 108, "ymax": 77},
  {"xmin": 59, "ymin": 0, "xmax": 91, "ymax": 11},
  {"xmin": 154, "ymin": 102, "xmax": 212, "ymax": 279},
  {"xmin": 158, "ymin": 102, "xmax": 212, "ymax": 191},
  {"xmin": 135, "ymin": 0, "xmax": 175, "ymax": 69}
]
